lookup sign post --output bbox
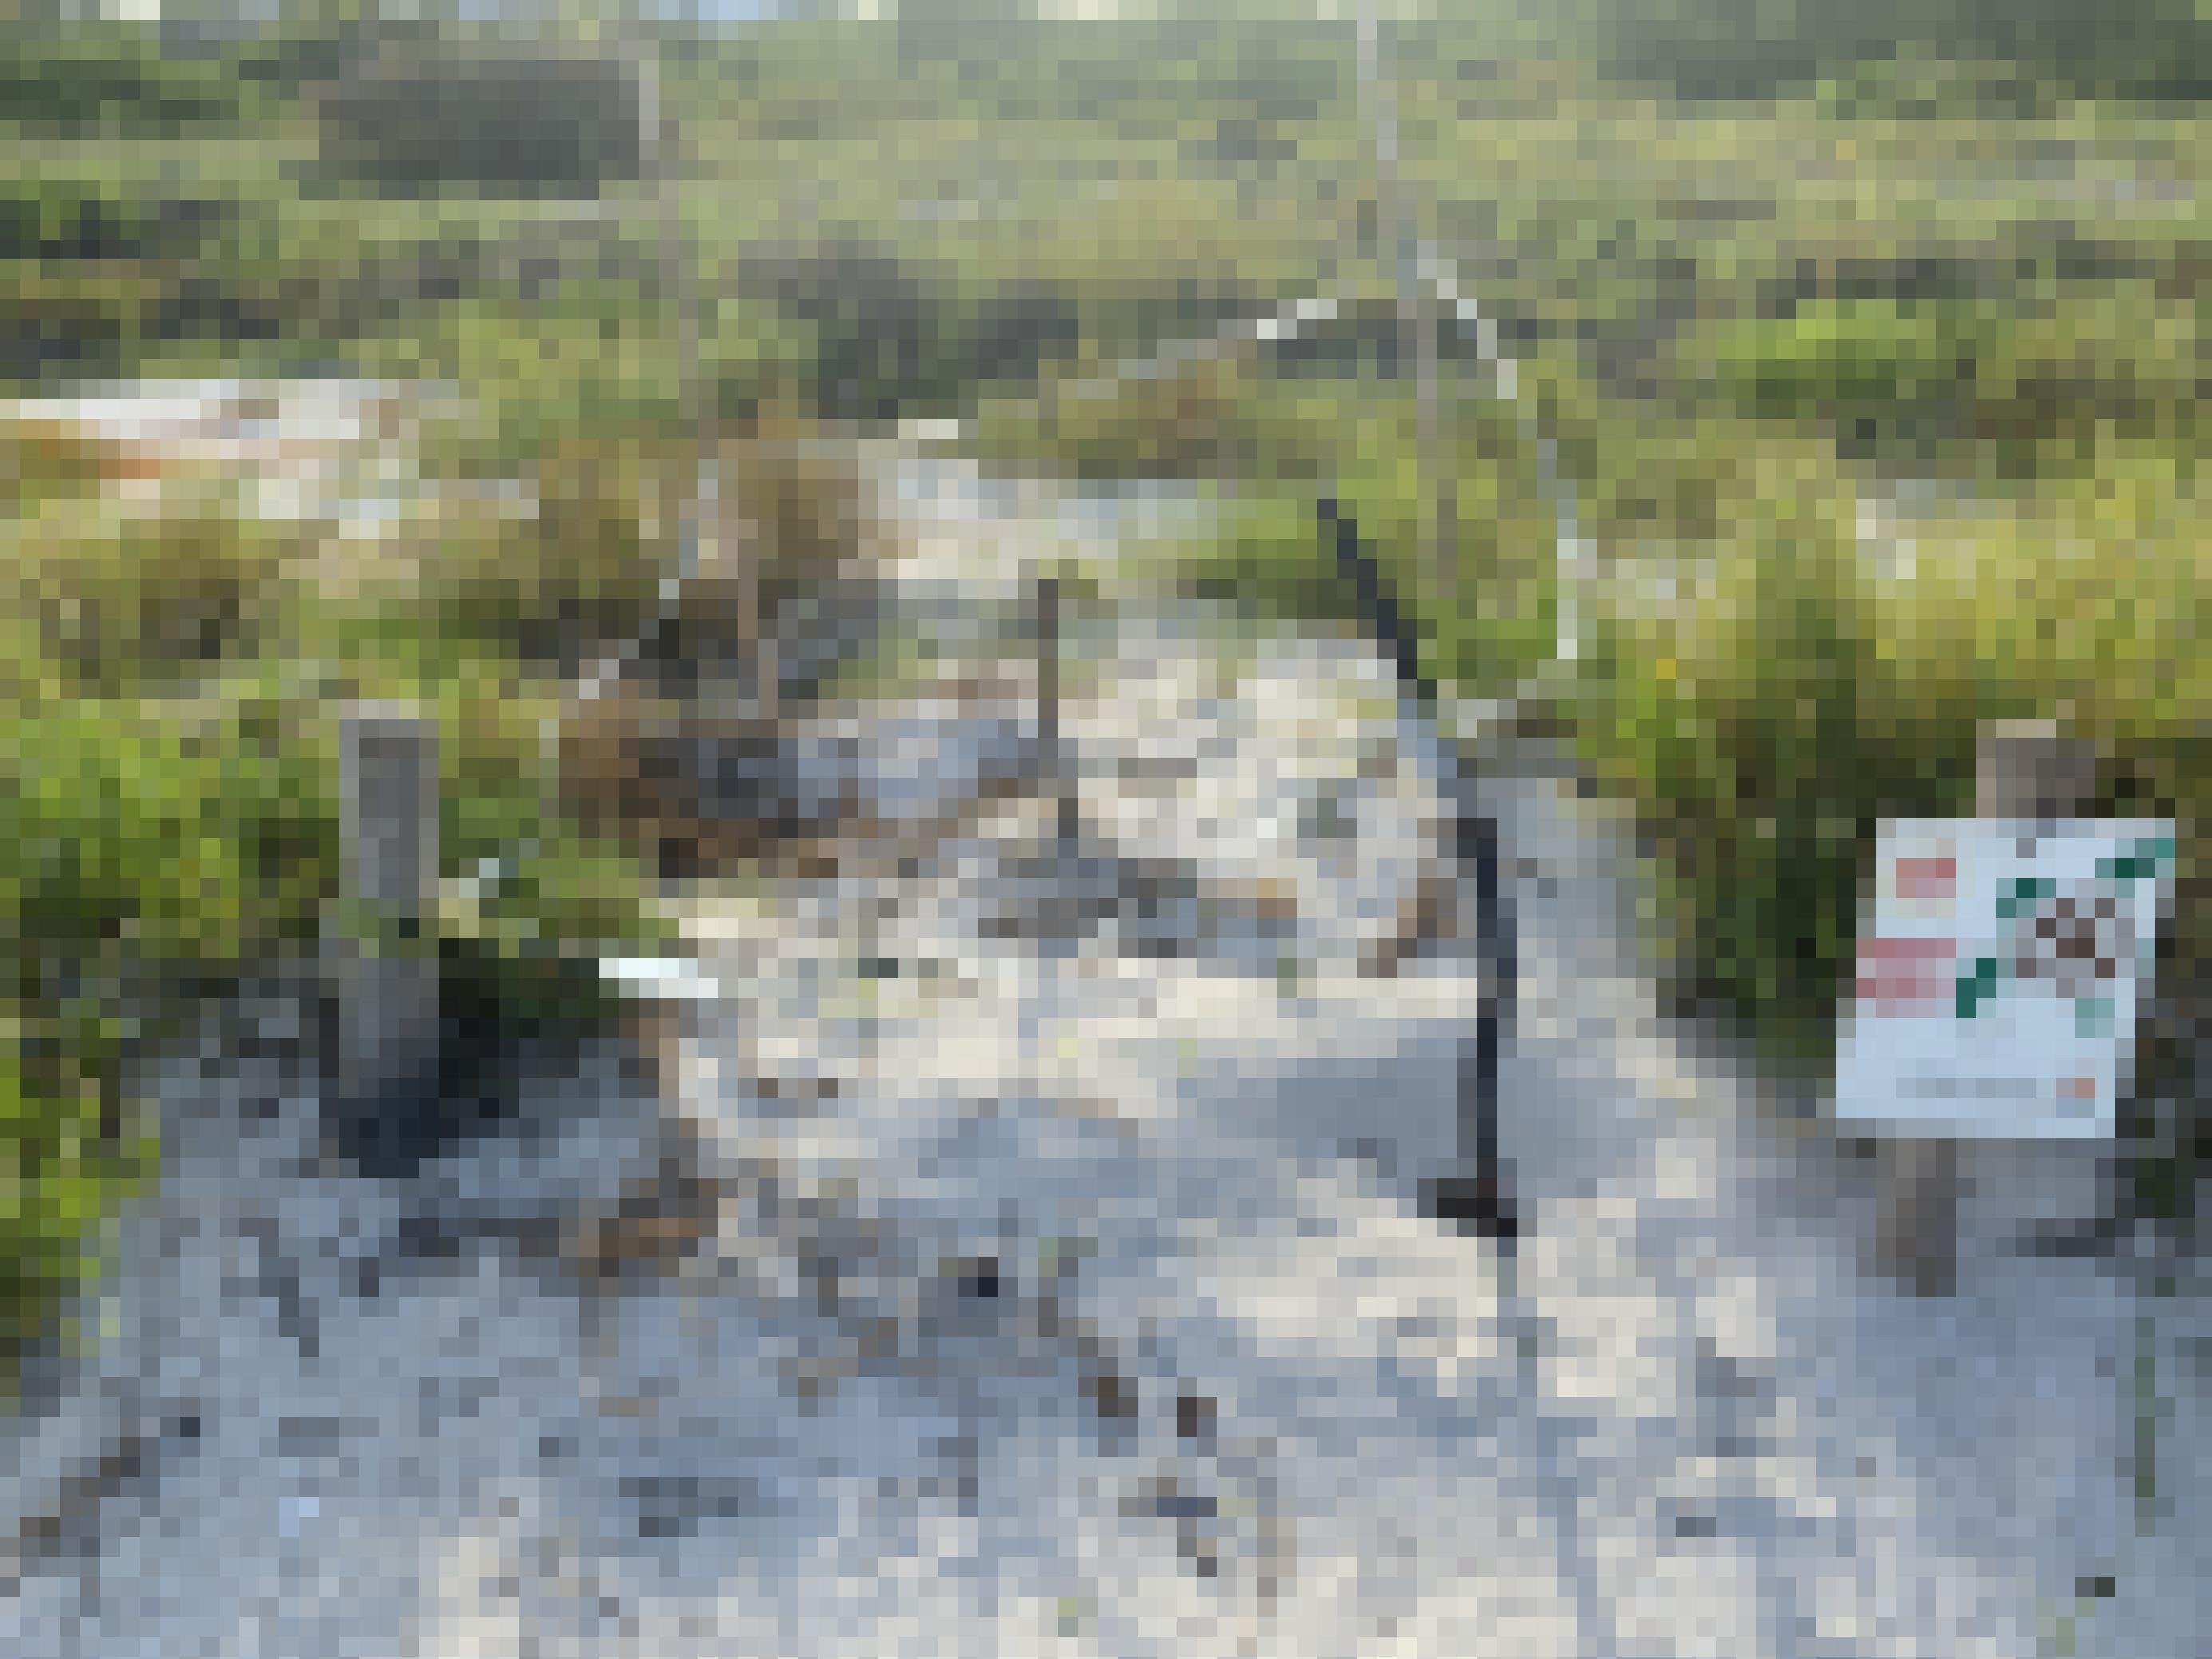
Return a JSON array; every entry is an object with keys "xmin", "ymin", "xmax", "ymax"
[{"xmin": 1842, "ymin": 723, "xmax": 2173, "ymax": 1293}]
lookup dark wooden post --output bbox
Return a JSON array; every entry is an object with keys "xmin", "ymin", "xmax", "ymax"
[
  {"xmin": 1036, "ymin": 572, "xmax": 1077, "ymax": 849},
  {"xmin": 1975, "ymin": 719, "xmax": 2100, "ymax": 824}
]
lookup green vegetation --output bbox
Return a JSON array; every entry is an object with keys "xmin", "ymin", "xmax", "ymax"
[
  {"xmin": 314, "ymin": 43, "xmax": 645, "ymax": 193},
  {"xmin": 0, "ymin": 432, "xmax": 678, "ymax": 1385},
  {"xmin": 0, "ymin": 22, "xmax": 271, "ymax": 132},
  {"xmin": 3, "ymin": 0, "xmax": 2208, "ymax": 1375},
  {"xmin": 0, "ymin": 688, "xmax": 318, "ymax": 1364}
]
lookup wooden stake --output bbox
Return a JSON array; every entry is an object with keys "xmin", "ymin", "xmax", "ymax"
[
  {"xmin": 335, "ymin": 703, "xmax": 441, "ymax": 1116},
  {"xmin": 1037, "ymin": 572, "xmax": 1076, "ymax": 849}
]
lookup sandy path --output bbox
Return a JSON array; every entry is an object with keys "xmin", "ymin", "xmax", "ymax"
[{"xmin": 6, "ymin": 449, "xmax": 2204, "ymax": 1658}]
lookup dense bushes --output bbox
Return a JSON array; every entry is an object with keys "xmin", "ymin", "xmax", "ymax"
[
  {"xmin": 1572, "ymin": 432, "xmax": 2207, "ymax": 1072},
  {"xmin": 1684, "ymin": 294, "xmax": 2205, "ymax": 462},
  {"xmin": 0, "ymin": 691, "xmax": 330, "ymax": 1372},
  {"xmin": 7, "ymin": 512, "xmax": 300, "ymax": 692},
  {"xmin": 1577, "ymin": 473, "xmax": 1949, "ymax": 1060},
  {"xmin": 315, "ymin": 46, "xmax": 646, "ymax": 194},
  {"xmin": 0, "ymin": 657, "xmax": 678, "ymax": 1380},
  {"xmin": 1559, "ymin": 0, "xmax": 2212, "ymax": 105},
  {"xmin": 420, "ymin": 438, "xmax": 675, "ymax": 670},
  {"xmin": 0, "ymin": 180, "xmax": 231, "ymax": 267},
  {"xmin": 0, "ymin": 23, "xmax": 263, "ymax": 133},
  {"xmin": 0, "ymin": 483, "xmax": 681, "ymax": 1385}
]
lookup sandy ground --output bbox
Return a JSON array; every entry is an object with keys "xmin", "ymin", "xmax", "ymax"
[{"xmin": 4, "ymin": 450, "xmax": 2206, "ymax": 1659}]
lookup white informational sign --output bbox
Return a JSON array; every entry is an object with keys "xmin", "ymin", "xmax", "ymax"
[{"xmin": 1836, "ymin": 820, "xmax": 2175, "ymax": 1138}]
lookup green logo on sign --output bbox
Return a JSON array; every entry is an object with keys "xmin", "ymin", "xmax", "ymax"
[
  {"xmin": 2097, "ymin": 836, "xmax": 2175, "ymax": 882},
  {"xmin": 1956, "ymin": 956, "xmax": 2000, "ymax": 1019}
]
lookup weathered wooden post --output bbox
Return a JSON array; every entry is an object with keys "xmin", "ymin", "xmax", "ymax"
[
  {"xmin": 1871, "ymin": 719, "xmax": 2102, "ymax": 1294},
  {"xmin": 748, "ymin": 521, "xmax": 779, "ymax": 725},
  {"xmin": 1974, "ymin": 718, "xmax": 2101, "ymax": 826},
  {"xmin": 335, "ymin": 703, "xmax": 441, "ymax": 1124}
]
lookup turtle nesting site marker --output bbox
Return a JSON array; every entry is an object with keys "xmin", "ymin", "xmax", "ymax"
[{"xmin": 1838, "ymin": 821, "xmax": 2175, "ymax": 1139}]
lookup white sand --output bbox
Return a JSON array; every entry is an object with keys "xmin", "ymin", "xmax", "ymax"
[{"xmin": 6, "ymin": 447, "xmax": 2202, "ymax": 1659}]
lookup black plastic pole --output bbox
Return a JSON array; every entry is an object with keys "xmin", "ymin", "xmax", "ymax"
[
  {"xmin": 1323, "ymin": 497, "xmax": 1431, "ymax": 705},
  {"xmin": 1458, "ymin": 806, "xmax": 1518, "ymax": 1248},
  {"xmin": 1318, "ymin": 497, "xmax": 1516, "ymax": 1247}
]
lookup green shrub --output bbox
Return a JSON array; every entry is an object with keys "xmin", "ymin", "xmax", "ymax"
[
  {"xmin": 421, "ymin": 441, "xmax": 675, "ymax": 668},
  {"xmin": 1684, "ymin": 294, "xmax": 2204, "ymax": 461},
  {"xmin": 1582, "ymin": 511, "xmax": 1965, "ymax": 1062},
  {"xmin": 0, "ymin": 636, "xmax": 673, "ymax": 1383},
  {"xmin": 974, "ymin": 353, "xmax": 1258, "ymax": 482},
  {"xmin": 2, "ymin": 421, "xmax": 124, "ymax": 514},
  {"xmin": 986, "ymin": 362, "xmax": 1564, "ymax": 696},
  {"xmin": 315, "ymin": 46, "xmax": 645, "ymax": 193},
  {"xmin": 4, "ymin": 512, "xmax": 302, "ymax": 694},
  {"xmin": 1134, "ymin": 492, "xmax": 1343, "ymax": 623},
  {"xmin": 0, "ymin": 690, "xmax": 329, "ymax": 1380},
  {"xmin": 0, "ymin": 1040, "xmax": 148, "ymax": 1386},
  {"xmin": 0, "ymin": 24, "xmax": 262, "ymax": 133},
  {"xmin": 1573, "ymin": 438, "xmax": 2209, "ymax": 1071}
]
